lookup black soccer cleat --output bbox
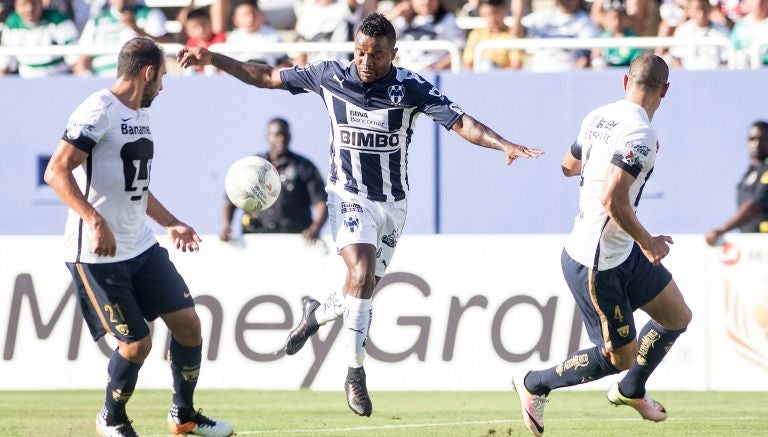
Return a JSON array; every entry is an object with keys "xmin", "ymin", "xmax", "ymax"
[
  {"xmin": 284, "ymin": 297, "xmax": 321, "ymax": 355},
  {"xmin": 345, "ymin": 366, "xmax": 373, "ymax": 417}
]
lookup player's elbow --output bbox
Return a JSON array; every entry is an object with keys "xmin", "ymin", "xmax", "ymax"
[
  {"xmin": 600, "ymin": 192, "xmax": 616, "ymax": 215},
  {"xmin": 561, "ymin": 165, "xmax": 579, "ymax": 177},
  {"xmin": 43, "ymin": 162, "xmax": 59, "ymax": 186}
]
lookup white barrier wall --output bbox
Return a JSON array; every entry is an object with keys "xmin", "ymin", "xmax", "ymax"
[
  {"xmin": 1, "ymin": 234, "xmax": 766, "ymax": 391},
  {"xmin": 2, "ymin": 70, "xmax": 767, "ymax": 235}
]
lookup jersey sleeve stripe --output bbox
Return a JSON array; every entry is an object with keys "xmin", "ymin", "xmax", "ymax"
[
  {"xmin": 571, "ymin": 141, "xmax": 582, "ymax": 160},
  {"xmin": 62, "ymin": 131, "xmax": 97, "ymax": 154},
  {"xmin": 610, "ymin": 153, "xmax": 641, "ymax": 178}
]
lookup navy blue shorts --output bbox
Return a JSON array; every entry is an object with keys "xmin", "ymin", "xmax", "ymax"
[
  {"xmin": 561, "ymin": 243, "xmax": 672, "ymax": 351},
  {"xmin": 66, "ymin": 243, "xmax": 194, "ymax": 343}
]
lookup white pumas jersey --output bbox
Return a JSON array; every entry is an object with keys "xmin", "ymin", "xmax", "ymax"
[
  {"xmin": 61, "ymin": 89, "xmax": 156, "ymax": 263},
  {"xmin": 565, "ymin": 100, "xmax": 659, "ymax": 271}
]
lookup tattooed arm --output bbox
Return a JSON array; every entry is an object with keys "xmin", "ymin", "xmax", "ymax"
[
  {"xmin": 451, "ymin": 114, "xmax": 543, "ymax": 164},
  {"xmin": 176, "ymin": 47, "xmax": 284, "ymax": 88}
]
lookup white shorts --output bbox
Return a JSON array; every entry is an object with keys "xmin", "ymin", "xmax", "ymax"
[{"xmin": 327, "ymin": 186, "xmax": 407, "ymax": 277}]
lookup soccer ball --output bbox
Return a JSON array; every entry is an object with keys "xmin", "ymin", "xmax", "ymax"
[{"xmin": 224, "ymin": 156, "xmax": 281, "ymax": 213}]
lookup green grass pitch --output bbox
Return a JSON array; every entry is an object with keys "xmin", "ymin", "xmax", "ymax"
[{"xmin": 1, "ymin": 390, "xmax": 766, "ymax": 436}]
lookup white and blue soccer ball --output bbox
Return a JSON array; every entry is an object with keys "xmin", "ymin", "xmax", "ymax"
[{"xmin": 224, "ymin": 156, "xmax": 281, "ymax": 213}]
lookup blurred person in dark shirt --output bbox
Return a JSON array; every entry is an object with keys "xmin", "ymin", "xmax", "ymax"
[
  {"xmin": 706, "ymin": 120, "xmax": 768, "ymax": 245},
  {"xmin": 220, "ymin": 117, "xmax": 328, "ymax": 243}
]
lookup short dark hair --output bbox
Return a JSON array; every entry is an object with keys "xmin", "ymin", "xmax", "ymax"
[
  {"xmin": 186, "ymin": 7, "xmax": 211, "ymax": 22},
  {"xmin": 480, "ymin": 0, "xmax": 507, "ymax": 7},
  {"xmin": 233, "ymin": 0, "xmax": 258, "ymax": 10},
  {"xmin": 357, "ymin": 13, "xmax": 396, "ymax": 48},
  {"xmin": 751, "ymin": 120, "xmax": 768, "ymax": 135},
  {"xmin": 117, "ymin": 37, "xmax": 164, "ymax": 77},
  {"xmin": 627, "ymin": 54, "xmax": 669, "ymax": 89},
  {"xmin": 268, "ymin": 117, "xmax": 290, "ymax": 131}
]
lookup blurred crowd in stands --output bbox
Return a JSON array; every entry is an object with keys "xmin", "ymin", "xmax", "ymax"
[{"xmin": 0, "ymin": 0, "xmax": 766, "ymax": 76}]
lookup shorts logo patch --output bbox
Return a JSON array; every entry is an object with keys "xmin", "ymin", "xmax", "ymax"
[
  {"xmin": 617, "ymin": 325, "xmax": 630, "ymax": 337},
  {"xmin": 344, "ymin": 215, "xmax": 360, "ymax": 233},
  {"xmin": 340, "ymin": 202, "xmax": 363, "ymax": 214},
  {"xmin": 115, "ymin": 324, "xmax": 130, "ymax": 336},
  {"xmin": 381, "ymin": 229, "xmax": 399, "ymax": 248}
]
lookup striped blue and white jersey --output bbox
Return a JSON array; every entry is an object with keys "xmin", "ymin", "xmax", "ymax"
[{"xmin": 280, "ymin": 59, "xmax": 464, "ymax": 202}]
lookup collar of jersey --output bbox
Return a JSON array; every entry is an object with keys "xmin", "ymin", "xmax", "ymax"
[{"xmin": 348, "ymin": 63, "xmax": 397, "ymax": 89}]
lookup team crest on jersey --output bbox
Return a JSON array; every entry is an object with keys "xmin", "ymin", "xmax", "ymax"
[
  {"xmin": 622, "ymin": 150, "xmax": 639, "ymax": 165},
  {"xmin": 344, "ymin": 214, "xmax": 361, "ymax": 233},
  {"xmin": 388, "ymin": 85, "xmax": 404, "ymax": 104},
  {"xmin": 622, "ymin": 141, "xmax": 650, "ymax": 166}
]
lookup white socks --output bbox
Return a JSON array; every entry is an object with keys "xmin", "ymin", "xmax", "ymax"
[
  {"xmin": 343, "ymin": 295, "xmax": 372, "ymax": 368},
  {"xmin": 314, "ymin": 290, "xmax": 346, "ymax": 325}
]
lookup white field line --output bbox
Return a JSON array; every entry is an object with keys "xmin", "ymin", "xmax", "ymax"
[{"xmin": 144, "ymin": 416, "xmax": 766, "ymax": 436}]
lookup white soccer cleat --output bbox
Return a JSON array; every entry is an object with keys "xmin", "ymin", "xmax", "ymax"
[
  {"xmin": 167, "ymin": 407, "xmax": 233, "ymax": 436},
  {"xmin": 512, "ymin": 372, "xmax": 548, "ymax": 436},
  {"xmin": 96, "ymin": 409, "xmax": 139, "ymax": 437},
  {"xmin": 607, "ymin": 382, "xmax": 667, "ymax": 422}
]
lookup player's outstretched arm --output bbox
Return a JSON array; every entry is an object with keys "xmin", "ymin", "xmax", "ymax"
[
  {"xmin": 176, "ymin": 47, "xmax": 284, "ymax": 89},
  {"xmin": 705, "ymin": 199, "xmax": 762, "ymax": 245},
  {"xmin": 451, "ymin": 114, "xmax": 543, "ymax": 165},
  {"xmin": 147, "ymin": 191, "xmax": 202, "ymax": 252},
  {"xmin": 601, "ymin": 165, "xmax": 672, "ymax": 265},
  {"xmin": 45, "ymin": 140, "xmax": 117, "ymax": 257}
]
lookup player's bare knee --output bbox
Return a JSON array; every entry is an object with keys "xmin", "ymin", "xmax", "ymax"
[
  {"xmin": 120, "ymin": 336, "xmax": 152, "ymax": 363},
  {"xmin": 660, "ymin": 305, "xmax": 692, "ymax": 331},
  {"xmin": 607, "ymin": 345, "xmax": 636, "ymax": 371},
  {"xmin": 677, "ymin": 305, "xmax": 693, "ymax": 329},
  {"xmin": 346, "ymin": 265, "xmax": 376, "ymax": 298},
  {"xmin": 170, "ymin": 313, "xmax": 203, "ymax": 345}
]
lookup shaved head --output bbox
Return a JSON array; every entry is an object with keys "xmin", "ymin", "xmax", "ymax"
[{"xmin": 627, "ymin": 54, "xmax": 669, "ymax": 90}]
